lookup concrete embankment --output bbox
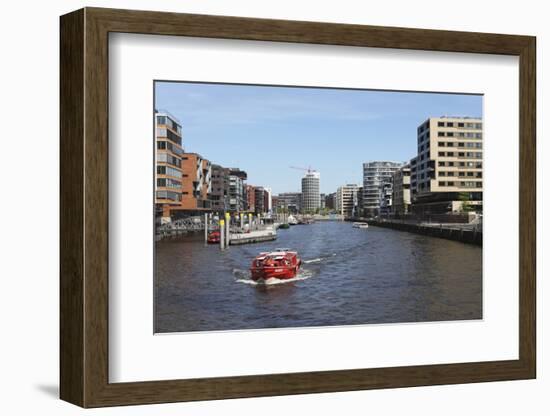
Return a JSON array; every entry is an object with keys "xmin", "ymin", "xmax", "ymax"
[{"xmin": 366, "ymin": 220, "xmax": 482, "ymax": 246}]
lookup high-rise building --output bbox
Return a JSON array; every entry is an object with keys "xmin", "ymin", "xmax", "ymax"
[
  {"xmin": 301, "ymin": 171, "xmax": 320, "ymax": 213},
  {"xmin": 392, "ymin": 165, "xmax": 411, "ymax": 215},
  {"xmin": 362, "ymin": 161, "xmax": 403, "ymax": 216},
  {"xmin": 155, "ymin": 111, "xmax": 184, "ymax": 219},
  {"xmin": 413, "ymin": 116, "xmax": 483, "ymax": 214},
  {"xmin": 336, "ymin": 184, "xmax": 360, "ymax": 218},
  {"xmin": 210, "ymin": 164, "xmax": 229, "ymax": 213},
  {"xmin": 180, "ymin": 153, "xmax": 212, "ymax": 210}
]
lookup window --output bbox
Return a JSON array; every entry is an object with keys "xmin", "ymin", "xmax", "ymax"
[
  {"xmin": 459, "ymin": 172, "xmax": 465, "ymax": 177},
  {"xmin": 438, "ymin": 142, "xmax": 445, "ymax": 147},
  {"xmin": 458, "ymin": 142, "xmax": 465, "ymax": 147},
  {"xmin": 448, "ymin": 162, "xmax": 455, "ymax": 167},
  {"xmin": 446, "ymin": 132, "xmax": 454, "ymax": 137},
  {"xmin": 447, "ymin": 142, "xmax": 453, "ymax": 147},
  {"xmin": 458, "ymin": 132, "xmax": 465, "ymax": 137},
  {"xmin": 458, "ymin": 122, "xmax": 464, "ymax": 127},
  {"xmin": 157, "ymin": 141, "xmax": 166, "ymax": 149},
  {"xmin": 438, "ymin": 161, "xmax": 445, "ymax": 167},
  {"xmin": 446, "ymin": 122, "xmax": 454, "ymax": 127},
  {"xmin": 438, "ymin": 121, "xmax": 444, "ymax": 127},
  {"xmin": 447, "ymin": 152, "xmax": 454, "ymax": 156},
  {"xmin": 447, "ymin": 181, "xmax": 455, "ymax": 186},
  {"xmin": 475, "ymin": 133, "xmax": 482, "ymax": 138},
  {"xmin": 458, "ymin": 152, "xmax": 465, "ymax": 157},
  {"xmin": 475, "ymin": 123, "xmax": 482, "ymax": 129},
  {"xmin": 438, "ymin": 152, "xmax": 445, "ymax": 157},
  {"xmin": 440, "ymin": 172, "xmax": 446, "ymax": 177},
  {"xmin": 438, "ymin": 181, "xmax": 445, "ymax": 186},
  {"xmin": 438, "ymin": 131, "xmax": 445, "ymax": 137}
]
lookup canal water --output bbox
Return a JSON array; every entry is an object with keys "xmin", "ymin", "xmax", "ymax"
[{"xmin": 155, "ymin": 221, "xmax": 482, "ymax": 333}]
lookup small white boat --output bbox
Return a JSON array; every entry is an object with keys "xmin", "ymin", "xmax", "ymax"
[{"xmin": 353, "ymin": 222, "xmax": 369, "ymax": 229}]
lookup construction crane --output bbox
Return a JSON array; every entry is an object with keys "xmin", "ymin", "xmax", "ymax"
[{"xmin": 289, "ymin": 165, "xmax": 317, "ymax": 174}]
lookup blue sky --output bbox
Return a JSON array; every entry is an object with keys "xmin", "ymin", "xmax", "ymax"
[{"xmin": 155, "ymin": 82, "xmax": 482, "ymax": 194}]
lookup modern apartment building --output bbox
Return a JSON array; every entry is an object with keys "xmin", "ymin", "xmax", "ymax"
[
  {"xmin": 263, "ymin": 187, "xmax": 272, "ymax": 214},
  {"xmin": 301, "ymin": 171, "xmax": 321, "ymax": 213},
  {"xmin": 324, "ymin": 193, "xmax": 336, "ymax": 211},
  {"xmin": 180, "ymin": 153, "xmax": 212, "ymax": 211},
  {"xmin": 336, "ymin": 184, "xmax": 360, "ymax": 218},
  {"xmin": 392, "ymin": 165, "xmax": 411, "ymax": 215},
  {"xmin": 210, "ymin": 164, "xmax": 229, "ymax": 213},
  {"xmin": 228, "ymin": 174, "xmax": 244, "ymax": 212},
  {"xmin": 355, "ymin": 187, "xmax": 363, "ymax": 217},
  {"xmin": 362, "ymin": 161, "xmax": 403, "ymax": 217},
  {"xmin": 245, "ymin": 184, "xmax": 256, "ymax": 212},
  {"xmin": 276, "ymin": 192, "xmax": 302, "ymax": 214},
  {"xmin": 254, "ymin": 187, "xmax": 266, "ymax": 214},
  {"xmin": 414, "ymin": 116, "xmax": 483, "ymax": 213},
  {"xmin": 155, "ymin": 111, "xmax": 184, "ymax": 219}
]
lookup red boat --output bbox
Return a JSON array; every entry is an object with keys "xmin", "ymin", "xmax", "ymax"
[
  {"xmin": 250, "ymin": 248, "xmax": 301, "ymax": 281},
  {"xmin": 207, "ymin": 231, "xmax": 220, "ymax": 244}
]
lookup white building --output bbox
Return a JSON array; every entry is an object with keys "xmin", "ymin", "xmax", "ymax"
[
  {"xmin": 301, "ymin": 171, "xmax": 321, "ymax": 213},
  {"xmin": 362, "ymin": 161, "xmax": 404, "ymax": 216},
  {"xmin": 336, "ymin": 184, "xmax": 360, "ymax": 218}
]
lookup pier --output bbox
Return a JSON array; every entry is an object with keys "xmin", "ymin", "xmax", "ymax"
[{"xmin": 229, "ymin": 228, "xmax": 277, "ymax": 245}]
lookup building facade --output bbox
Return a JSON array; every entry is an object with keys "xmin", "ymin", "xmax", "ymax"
[
  {"xmin": 180, "ymin": 153, "xmax": 212, "ymax": 211},
  {"xmin": 413, "ymin": 116, "xmax": 483, "ymax": 214},
  {"xmin": 362, "ymin": 161, "xmax": 403, "ymax": 217},
  {"xmin": 254, "ymin": 187, "xmax": 266, "ymax": 214},
  {"xmin": 263, "ymin": 187, "xmax": 272, "ymax": 214},
  {"xmin": 301, "ymin": 171, "xmax": 321, "ymax": 213},
  {"xmin": 276, "ymin": 192, "xmax": 302, "ymax": 214},
  {"xmin": 210, "ymin": 164, "xmax": 229, "ymax": 213},
  {"xmin": 245, "ymin": 185, "xmax": 256, "ymax": 212},
  {"xmin": 392, "ymin": 165, "xmax": 411, "ymax": 215},
  {"xmin": 324, "ymin": 193, "xmax": 336, "ymax": 211},
  {"xmin": 228, "ymin": 174, "xmax": 244, "ymax": 212},
  {"xmin": 155, "ymin": 111, "xmax": 184, "ymax": 219},
  {"xmin": 336, "ymin": 184, "xmax": 360, "ymax": 218}
]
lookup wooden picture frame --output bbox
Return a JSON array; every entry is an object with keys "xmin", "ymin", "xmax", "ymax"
[{"xmin": 60, "ymin": 7, "xmax": 536, "ymax": 408}]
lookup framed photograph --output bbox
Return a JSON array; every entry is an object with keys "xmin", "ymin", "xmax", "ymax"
[{"xmin": 60, "ymin": 7, "xmax": 536, "ymax": 408}]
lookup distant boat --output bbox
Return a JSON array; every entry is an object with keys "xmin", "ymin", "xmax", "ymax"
[
  {"xmin": 278, "ymin": 223, "xmax": 290, "ymax": 229},
  {"xmin": 207, "ymin": 231, "xmax": 221, "ymax": 243},
  {"xmin": 288, "ymin": 215, "xmax": 298, "ymax": 225},
  {"xmin": 353, "ymin": 222, "xmax": 369, "ymax": 229}
]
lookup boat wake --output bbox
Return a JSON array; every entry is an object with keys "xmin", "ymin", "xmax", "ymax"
[
  {"xmin": 234, "ymin": 268, "xmax": 314, "ymax": 286},
  {"xmin": 303, "ymin": 253, "xmax": 336, "ymax": 264}
]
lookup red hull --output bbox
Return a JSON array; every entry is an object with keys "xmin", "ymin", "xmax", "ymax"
[
  {"xmin": 250, "ymin": 249, "xmax": 301, "ymax": 282},
  {"xmin": 250, "ymin": 266, "xmax": 299, "ymax": 281},
  {"xmin": 207, "ymin": 231, "xmax": 220, "ymax": 244}
]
